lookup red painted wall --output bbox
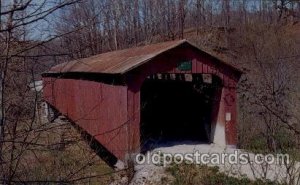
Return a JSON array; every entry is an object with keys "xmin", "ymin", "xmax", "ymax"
[{"xmin": 43, "ymin": 78, "xmax": 129, "ymax": 159}]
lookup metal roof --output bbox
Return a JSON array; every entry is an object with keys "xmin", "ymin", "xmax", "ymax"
[{"xmin": 46, "ymin": 39, "xmax": 242, "ymax": 75}]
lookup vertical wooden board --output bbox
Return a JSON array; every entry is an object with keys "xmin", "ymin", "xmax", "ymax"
[
  {"xmin": 127, "ymin": 87, "xmax": 134, "ymax": 151},
  {"xmin": 42, "ymin": 77, "xmax": 54, "ymax": 105},
  {"xmin": 51, "ymin": 79, "xmax": 57, "ymax": 107},
  {"xmin": 132, "ymin": 91, "xmax": 141, "ymax": 152},
  {"xmin": 82, "ymin": 81, "xmax": 93, "ymax": 133},
  {"xmin": 97, "ymin": 83, "xmax": 107, "ymax": 135},
  {"xmin": 80, "ymin": 81, "xmax": 90, "ymax": 132},
  {"xmin": 78, "ymin": 81, "xmax": 88, "ymax": 130},
  {"xmin": 63, "ymin": 80, "xmax": 69, "ymax": 115},
  {"xmin": 204, "ymin": 56, "xmax": 215, "ymax": 74},
  {"xmin": 196, "ymin": 60, "xmax": 203, "ymax": 73},
  {"xmin": 61, "ymin": 80, "xmax": 67, "ymax": 114},
  {"xmin": 192, "ymin": 59, "xmax": 197, "ymax": 73},
  {"xmin": 65, "ymin": 80, "xmax": 71, "ymax": 116},
  {"xmin": 53, "ymin": 79, "xmax": 60, "ymax": 111},
  {"xmin": 95, "ymin": 83, "xmax": 103, "ymax": 134},
  {"xmin": 68, "ymin": 80, "xmax": 76, "ymax": 118},
  {"xmin": 78, "ymin": 80, "xmax": 86, "ymax": 126},
  {"xmin": 90, "ymin": 82, "xmax": 105, "ymax": 136},
  {"xmin": 224, "ymin": 87, "xmax": 237, "ymax": 145},
  {"xmin": 75, "ymin": 80, "xmax": 87, "ymax": 130},
  {"xmin": 59, "ymin": 79, "xmax": 66, "ymax": 114},
  {"xmin": 126, "ymin": 79, "xmax": 141, "ymax": 154},
  {"xmin": 59, "ymin": 80, "xmax": 64, "ymax": 114},
  {"xmin": 81, "ymin": 81, "xmax": 91, "ymax": 131},
  {"xmin": 71, "ymin": 80, "xmax": 80, "ymax": 121},
  {"xmin": 203, "ymin": 63, "xmax": 208, "ymax": 73},
  {"xmin": 83, "ymin": 81, "xmax": 98, "ymax": 133},
  {"xmin": 48, "ymin": 78, "xmax": 54, "ymax": 106}
]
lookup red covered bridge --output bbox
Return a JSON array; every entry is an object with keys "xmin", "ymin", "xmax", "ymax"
[{"xmin": 42, "ymin": 40, "xmax": 242, "ymax": 163}]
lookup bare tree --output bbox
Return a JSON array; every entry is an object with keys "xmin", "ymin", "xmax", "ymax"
[{"xmin": 0, "ymin": 0, "xmax": 83, "ymax": 183}]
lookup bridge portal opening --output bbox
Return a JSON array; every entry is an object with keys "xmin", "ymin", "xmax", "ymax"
[{"xmin": 140, "ymin": 74, "xmax": 221, "ymax": 152}]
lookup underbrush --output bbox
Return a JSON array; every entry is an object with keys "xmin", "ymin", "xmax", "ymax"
[{"xmin": 162, "ymin": 163, "xmax": 284, "ymax": 185}]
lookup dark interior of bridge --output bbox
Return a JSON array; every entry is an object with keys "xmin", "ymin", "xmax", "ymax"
[{"xmin": 140, "ymin": 74, "xmax": 220, "ymax": 152}]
